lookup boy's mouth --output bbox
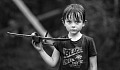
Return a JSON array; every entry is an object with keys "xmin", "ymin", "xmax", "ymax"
[{"xmin": 70, "ymin": 29, "xmax": 77, "ymax": 31}]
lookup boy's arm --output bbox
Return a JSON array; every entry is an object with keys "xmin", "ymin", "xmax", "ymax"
[
  {"xmin": 31, "ymin": 32, "xmax": 60, "ymax": 67},
  {"xmin": 38, "ymin": 46, "xmax": 60, "ymax": 67},
  {"xmin": 89, "ymin": 56, "xmax": 97, "ymax": 70}
]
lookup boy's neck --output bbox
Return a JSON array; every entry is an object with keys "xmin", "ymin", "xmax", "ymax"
[{"xmin": 68, "ymin": 32, "xmax": 82, "ymax": 41}]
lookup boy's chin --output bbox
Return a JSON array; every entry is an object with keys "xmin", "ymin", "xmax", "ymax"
[{"xmin": 69, "ymin": 31, "xmax": 78, "ymax": 35}]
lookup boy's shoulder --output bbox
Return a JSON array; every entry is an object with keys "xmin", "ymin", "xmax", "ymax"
[
  {"xmin": 58, "ymin": 34, "xmax": 94, "ymax": 41},
  {"xmin": 82, "ymin": 34, "xmax": 93, "ymax": 41}
]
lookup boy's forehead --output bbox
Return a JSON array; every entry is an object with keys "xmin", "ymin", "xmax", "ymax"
[
  {"xmin": 65, "ymin": 18, "xmax": 82, "ymax": 21},
  {"xmin": 65, "ymin": 17, "xmax": 82, "ymax": 22},
  {"xmin": 65, "ymin": 12, "xmax": 82, "ymax": 21}
]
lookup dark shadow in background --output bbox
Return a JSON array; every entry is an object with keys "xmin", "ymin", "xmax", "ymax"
[{"xmin": 0, "ymin": 0, "xmax": 120, "ymax": 70}]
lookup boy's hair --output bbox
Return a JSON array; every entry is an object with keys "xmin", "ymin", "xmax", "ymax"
[{"xmin": 62, "ymin": 4, "xmax": 85, "ymax": 23}]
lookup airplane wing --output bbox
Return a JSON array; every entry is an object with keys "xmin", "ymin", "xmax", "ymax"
[{"xmin": 7, "ymin": 32, "xmax": 70, "ymax": 41}]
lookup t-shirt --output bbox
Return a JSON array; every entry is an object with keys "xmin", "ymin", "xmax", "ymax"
[{"xmin": 53, "ymin": 34, "xmax": 97, "ymax": 70}]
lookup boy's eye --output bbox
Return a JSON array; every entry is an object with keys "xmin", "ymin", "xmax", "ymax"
[
  {"xmin": 75, "ymin": 21, "xmax": 81, "ymax": 23},
  {"xmin": 67, "ymin": 21, "xmax": 72, "ymax": 23}
]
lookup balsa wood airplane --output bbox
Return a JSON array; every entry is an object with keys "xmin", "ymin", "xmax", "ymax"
[{"xmin": 7, "ymin": 32, "xmax": 70, "ymax": 41}]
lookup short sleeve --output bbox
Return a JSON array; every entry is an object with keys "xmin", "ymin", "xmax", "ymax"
[
  {"xmin": 88, "ymin": 38, "xmax": 97, "ymax": 57},
  {"xmin": 53, "ymin": 41, "xmax": 60, "ymax": 52},
  {"xmin": 53, "ymin": 35, "xmax": 67, "ymax": 52}
]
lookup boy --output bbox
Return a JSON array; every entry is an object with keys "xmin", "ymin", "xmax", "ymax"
[{"xmin": 32, "ymin": 4, "xmax": 97, "ymax": 70}]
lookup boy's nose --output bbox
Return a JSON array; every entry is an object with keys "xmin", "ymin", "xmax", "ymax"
[
  {"xmin": 71, "ymin": 23, "xmax": 75, "ymax": 28},
  {"xmin": 72, "ymin": 26, "xmax": 75, "ymax": 28}
]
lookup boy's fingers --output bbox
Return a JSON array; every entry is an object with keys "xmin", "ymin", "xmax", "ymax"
[
  {"xmin": 31, "ymin": 32, "xmax": 41, "ymax": 44},
  {"xmin": 32, "ymin": 40, "xmax": 36, "ymax": 47},
  {"xmin": 31, "ymin": 32, "xmax": 43, "ymax": 51},
  {"xmin": 32, "ymin": 42, "xmax": 43, "ymax": 50}
]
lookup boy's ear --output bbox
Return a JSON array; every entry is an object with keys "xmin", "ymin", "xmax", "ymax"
[
  {"xmin": 85, "ymin": 20, "xmax": 87, "ymax": 23},
  {"xmin": 82, "ymin": 24, "xmax": 85, "ymax": 27},
  {"xmin": 62, "ymin": 20, "xmax": 65, "ymax": 24},
  {"xmin": 82, "ymin": 20, "xmax": 87, "ymax": 27}
]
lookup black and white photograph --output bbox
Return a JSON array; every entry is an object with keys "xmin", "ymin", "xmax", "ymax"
[{"xmin": 0, "ymin": 0, "xmax": 120, "ymax": 70}]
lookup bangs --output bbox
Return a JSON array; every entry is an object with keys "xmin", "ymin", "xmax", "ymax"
[
  {"xmin": 62, "ymin": 4, "xmax": 85, "ymax": 22},
  {"xmin": 65, "ymin": 11, "xmax": 82, "ymax": 21}
]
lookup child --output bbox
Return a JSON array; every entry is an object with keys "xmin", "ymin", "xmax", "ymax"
[{"xmin": 32, "ymin": 4, "xmax": 97, "ymax": 70}]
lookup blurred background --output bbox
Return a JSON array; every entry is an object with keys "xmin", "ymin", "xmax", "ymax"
[{"xmin": 0, "ymin": 0, "xmax": 120, "ymax": 70}]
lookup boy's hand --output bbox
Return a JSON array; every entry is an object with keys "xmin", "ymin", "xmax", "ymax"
[
  {"xmin": 31, "ymin": 32, "xmax": 40, "ymax": 44},
  {"xmin": 31, "ymin": 32, "xmax": 43, "ymax": 51}
]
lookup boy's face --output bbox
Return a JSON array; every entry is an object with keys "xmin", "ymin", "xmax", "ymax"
[{"xmin": 63, "ymin": 17, "xmax": 85, "ymax": 35}]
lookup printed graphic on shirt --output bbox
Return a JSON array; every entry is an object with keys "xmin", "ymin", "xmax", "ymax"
[{"xmin": 63, "ymin": 47, "xmax": 83, "ymax": 68}]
